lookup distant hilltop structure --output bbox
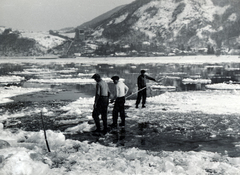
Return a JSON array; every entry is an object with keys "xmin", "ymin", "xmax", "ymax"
[
  {"xmin": 74, "ymin": 29, "xmax": 85, "ymax": 41},
  {"xmin": 74, "ymin": 28, "xmax": 93, "ymax": 41}
]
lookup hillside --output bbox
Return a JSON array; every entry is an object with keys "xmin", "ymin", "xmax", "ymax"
[
  {"xmin": 90, "ymin": 0, "xmax": 240, "ymax": 54},
  {"xmin": 0, "ymin": 28, "xmax": 67, "ymax": 57},
  {"xmin": 77, "ymin": 5, "xmax": 127, "ymax": 30}
]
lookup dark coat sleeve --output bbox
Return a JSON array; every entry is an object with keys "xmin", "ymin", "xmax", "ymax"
[{"xmin": 146, "ymin": 75, "xmax": 156, "ymax": 81}]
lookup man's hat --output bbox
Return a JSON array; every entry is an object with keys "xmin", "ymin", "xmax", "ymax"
[
  {"xmin": 140, "ymin": 70, "xmax": 146, "ymax": 73},
  {"xmin": 91, "ymin": 73, "xmax": 100, "ymax": 79},
  {"xmin": 111, "ymin": 76, "xmax": 119, "ymax": 80}
]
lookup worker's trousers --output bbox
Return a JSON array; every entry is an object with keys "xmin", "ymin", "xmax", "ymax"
[
  {"xmin": 92, "ymin": 96, "xmax": 109, "ymax": 131},
  {"xmin": 136, "ymin": 88, "xmax": 147, "ymax": 107},
  {"xmin": 112, "ymin": 97, "xmax": 125, "ymax": 126}
]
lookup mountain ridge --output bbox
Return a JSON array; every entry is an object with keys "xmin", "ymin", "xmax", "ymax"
[
  {"xmin": 89, "ymin": 0, "xmax": 240, "ymax": 53},
  {"xmin": 77, "ymin": 5, "xmax": 127, "ymax": 30},
  {"xmin": 1, "ymin": 0, "xmax": 240, "ymax": 57}
]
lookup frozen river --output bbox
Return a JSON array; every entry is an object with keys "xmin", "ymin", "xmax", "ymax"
[{"xmin": 1, "ymin": 56, "xmax": 240, "ymax": 175}]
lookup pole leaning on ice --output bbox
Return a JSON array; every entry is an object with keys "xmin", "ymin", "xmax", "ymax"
[
  {"xmin": 41, "ymin": 111, "xmax": 51, "ymax": 152},
  {"xmin": 125, "ymin": 87, "xmax": 147, "ymax": 99}
]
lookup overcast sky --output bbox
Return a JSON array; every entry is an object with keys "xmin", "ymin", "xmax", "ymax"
[{"xmin": 0, "ymin": 0, "xmax": 135, "ymax": 31}]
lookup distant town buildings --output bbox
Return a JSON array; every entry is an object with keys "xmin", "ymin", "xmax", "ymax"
[{"xmin": 47, "ymin": 28, "xmax": 240, "ymax": 57}]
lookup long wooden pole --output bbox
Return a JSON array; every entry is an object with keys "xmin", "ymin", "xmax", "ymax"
[
  {"xmin": 41, "ymin": 111, "xmax": 51, "ymax": 152},
  {"xmin": 125, "ymin": 87, "xmax": 147, "ymax": 99},
  {"xmin": 125, "ymin": 76, "xmax": 166, "ymax": 99}
]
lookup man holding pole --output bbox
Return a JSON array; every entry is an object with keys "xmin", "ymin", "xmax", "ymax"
[
  {"xmin": 136, "ymin": 70, "xmax": 157, "ymax": 108},
  {"xmin": 110, "ymin": 76, "xmax": 129, "ymax": 128},
  {"xmin": 91, "ymin": 73, "xmax": 110, "ymax": 134}
]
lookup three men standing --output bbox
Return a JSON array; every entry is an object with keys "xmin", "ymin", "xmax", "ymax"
[{"xmin": 91, "ymin": 70, "xmax": 156, "ymax": 133}]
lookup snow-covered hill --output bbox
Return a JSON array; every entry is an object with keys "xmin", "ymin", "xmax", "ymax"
[
  {"xmin": 92, "ymin": 0, "xmax": 240, "ymax": 51},
  {"xmin": 20, "ymin": 31, "xmax": 66, "ymax": 49},
  {"xmin": 0, "ymin": 27, "xmax": 69, "ymax": 57}
]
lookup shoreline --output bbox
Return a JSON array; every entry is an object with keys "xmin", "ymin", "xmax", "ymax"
[{"xmin": 0, "ymin": 55, "xmax": 240, "ymax": 65}]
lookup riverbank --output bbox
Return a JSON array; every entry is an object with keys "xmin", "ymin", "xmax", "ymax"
[{"xmin": 1, "ymin": 55, "xmax": 240, "ymax": 64}]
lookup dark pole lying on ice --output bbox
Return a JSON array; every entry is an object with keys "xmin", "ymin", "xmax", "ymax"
[{"xmin": 41, "ymin": 111, "xmax": 51, "ymax": 152}]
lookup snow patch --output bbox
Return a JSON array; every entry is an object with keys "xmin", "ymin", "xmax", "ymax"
[
  {"xmin": 0, "ymin": 75, "xmax": 25, "ymax": 84},
  {"xmin": 228, "ymin": 13, "xmax": 237, "ymax": 22},
  {"xmin": 27, "ymin": 77, "xmax": 113, "ymax": 84},
  {"xmin": 20, "ymin": 31, "xmax": 65, "ymax": 48},
  {"xmin": 206, "ymin": 83, "xmax": 240, "ymax": 90},
  {"xmin": 114, "ymin": 13, "xmax": 128, "ymax": 24},
  {"xmin": 92, "ymin": 28, "xmax": 104, "ymax": 37},
  {"xmin": 182, "ymin": 78, "xmax": 211, "ymax": 84},
  {"xmin": 0, "ymin": 86, "xmax": 47, "ymax": 105}
]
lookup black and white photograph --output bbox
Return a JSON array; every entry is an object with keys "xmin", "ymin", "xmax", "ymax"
[{"xmin": 1, "ymin": 0, "xmax": 240, "ymax": 174}]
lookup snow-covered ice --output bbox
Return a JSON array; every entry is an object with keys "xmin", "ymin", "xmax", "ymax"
[
  {"xmin": 0, "ymin": 75, "xmax": 25, "ymax": 84},
  {"xmin": 206, "ymin": 83, "xmax": 240, "ymax": 90},
  {"xmin": 147, "ymin": 90, "xmax": 240, "ymax": 115},
  {"xmin": 0, "ymin": 86, "xmax": 47, "ymax": 105}
]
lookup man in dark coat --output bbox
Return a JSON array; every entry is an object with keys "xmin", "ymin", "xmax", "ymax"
[
  {"xmin": 92, "ymin": 73, "xmax": 110, "ymax": 134},
  {"xmin": 136, "ymin": 70, "xmax": 156, "ymax": 108}
]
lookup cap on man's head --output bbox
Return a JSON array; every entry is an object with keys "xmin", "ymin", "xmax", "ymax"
[
  {"xmin": 91, "ymin": 73, "xmax": 100, "ymax": 79},
  {"xmin": 140, "ymin": 70, "xmax": 146, "ymax": 73},
  {"xmin": 111, "ymin": 76, "xmax": 119, "ymax": 80}
]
